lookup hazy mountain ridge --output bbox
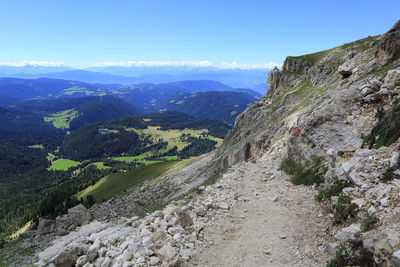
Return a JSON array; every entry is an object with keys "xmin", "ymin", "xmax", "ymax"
[{"xmin": 0, "ymin": 66, "xmax": 270, "ymax": 93}]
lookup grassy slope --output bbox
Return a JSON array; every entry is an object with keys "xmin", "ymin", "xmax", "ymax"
[
  {"xmin": 76, "ymin": 160, "xmax": 182, "ymax": 202},
  {"xmin": 92, "ymin": 162, "xmax": 111, "ymax": 170},
  {"xmin": 44, "ymin": 109, "xmax": 78, "ymax": 129},
  {"xmin": 48, "ymin": 158, "xmax": 80, "ymax": 171},
  {"xmin": 28, "ymin": 144, "xmax": 44, "ymax": 149},
  {"xmin": 291, "ymin": 35, "xmax": 379, "ymax": 64}
]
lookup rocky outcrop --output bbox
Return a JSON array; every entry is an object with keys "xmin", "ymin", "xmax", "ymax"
[
  {"xmin": 282, "ymin": 56, "xmax": 311, "ymax": 73},
  {"xmin": 375, "ymin": 20, "xmax": 400, "ymax": 66},
  {"xmin": 36, "ymin": 204, "xmax": 93, "ymax": 237},
  {"xmin": 359, "ymin": 69, "xmax": 400, "ymax": 102},
  {"xmin": 267, "ymin": 67, "xmax": 282, "ymax": 91}
]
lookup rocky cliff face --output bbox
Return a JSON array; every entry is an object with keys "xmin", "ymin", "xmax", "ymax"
[
  {"xmin": 213, "ymin": 20, "xmax": 400, "ymax": 265},
  {"xmin": 376, "ymin": 20, "xmax": 400, "ymax": 66}
]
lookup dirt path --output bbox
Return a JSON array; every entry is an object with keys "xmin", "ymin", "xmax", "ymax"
[{"xmin": 189, "ymin": 160, "xmax": 332, "ymax": 267}]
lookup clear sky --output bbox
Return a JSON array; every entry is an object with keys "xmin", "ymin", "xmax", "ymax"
[{"xmin": 0, "ymin": 0, "xmax": 399, "ymax": 68}]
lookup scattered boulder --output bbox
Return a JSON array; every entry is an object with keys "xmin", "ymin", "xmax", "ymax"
[
  {"xmin": 393, "ymin": 250, "xmax": 400, "ymax": 266},
  {"xmin": 363, "ymin": 227, "xmax": 400, "ymax": 263},
  {"xmin": 390, "ymin": 152, "xmax": 399, "ymax": 169},
  {"xmin": 37, "ymin": 218, "xmax": 57, "ymax": 235},
  {"xmin": 334, "ymin": 224, "xmax": 361, "ymax": 241},
  {"xmin": 177, "ymin": 210, "xmax": 193, "ymax": 228},
  {"xmin": 369, "ymin": 79, "xmax": 383, "ymax": 91},
  {"xmin": 361, "ymin": 87, "xmax": 374, "ymax": 96},
  {"xmin": 384, "ymin": 70, "xmax": 400, "ymax": 86},
  {"xmin": 67, "ymin": 204, "xmax": 92, "ymax": 226},
  {"xmin": 52, "ymin": 242, "xmax": 89, "ymax": 267},
  {"xmin": 323, "ymin": 242, "xmax": 339, "ymax": 254}
]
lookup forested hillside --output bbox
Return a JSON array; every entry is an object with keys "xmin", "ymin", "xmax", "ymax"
[
  {"xmin": 11, "ymin": 96, "xmax": 139, "ymax": 130},
  {"xmin": 0, "ymin": 110, "xmax": 228, "ymax": 244},
  {"xmin": 161, "ymin": 91, "xmax": 257, "ymax": 125},
  {"xmin": 60, "ymin": 111, "xmax": 228, "ymax": 160}
]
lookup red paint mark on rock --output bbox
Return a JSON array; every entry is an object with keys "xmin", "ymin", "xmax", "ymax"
[{"xmin": 291, "ymin": 127, "xmax": 301, "ymax": 136}]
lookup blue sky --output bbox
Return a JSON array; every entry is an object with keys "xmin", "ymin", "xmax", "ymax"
[{"xmin": 0, "ymin": 0, "xmax": 399, "ymax": 68}]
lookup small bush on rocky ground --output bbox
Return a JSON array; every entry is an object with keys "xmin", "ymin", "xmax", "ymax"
[
  {"xmin": 327, "ymin": 241, "xmax": 374, "ymax": 267},
  {"xmin": 203, "ymin": 168, "xmax": 227, "ymax": 186},
  {"xmin": 327, "ymin": 244, "xmax": 351, "ymax": 267},
  {"xmin": 381, "ymin": 168, "xmax": 399, "ymax": 183},
  {"xmin": 134, "ymin": 200, "xmax": 166, "ymax": 217},
  {"xmin": 334, "ymin": 193, "xmax": 359, "ymax": 224},
  {"xmin": 361, "ymin": 214, "xmax": 378, "ymax": 232},
  {"xmin": 280, "ymin": 157, "xmax": 325, "ymax": 186},
  {"xmin": 316, "ymin": 180, "xmax": 352, "ymax": 202},
  {"xmin": 363, "ymin": 103, "xmax": 400, "ymax": 148},
  {"xmin": 279, "ymin": 158, "xmax": 304, "ymax": 175}
]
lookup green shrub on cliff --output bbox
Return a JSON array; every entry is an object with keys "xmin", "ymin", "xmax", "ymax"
[
  {"xmin": 363, "ymin": 103, "xmax": 400, "ymax": 148},
  {"xmin": 280, "ymin": 157, "xmax": 325, "ymax": 185}
]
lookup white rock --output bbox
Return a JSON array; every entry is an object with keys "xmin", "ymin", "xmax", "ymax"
[
  {"xmin": 384, "ymin": 70, "xmax": 400, "ymax": 86},
  {"xmin": 323, "ymin": 242, "xmax": 338, "ymax": 254},
  {"xmin": 98, "ymin": 247, "xmax": 107, "ymax": 257},
  {"xmin": 158, "ymin": 244, "xmax": 177, "ymax": 263},
  {"xmin": 217, "ymin": 202, "xmax": 230, "ymax": 210},
  {"xmin": 380, "ymin": 196, "xmax": 390, "ymax": 206},
  {"xmin": 263, "ymin": 248, "xmax": 271, "ymax": 255},
  {"xmin": 149, "ymin": 256, "xmax": 160, "ymax": 266},
  {"xmin": 378, "ymin": 88, "xmax": 389, "ymax": 95},
  {"xmin": 327, "ymin": 148, "xmax": 336, "ymax": 156},
  {"xmin": 361, "ymin": 87, "xmax": 374, "ymax": 96},
  {"xmin": 122, "ymin": 262, "xmax": 134, "ymax": 267},
  {"xmin": 140, "ymin": 228, "xmax": 152, "ymax": 237},
  {"xmin": 101, "ymin": 257, "xmax": 112, "ymax": 267},
  {"xmin": 341, "ymin": 161, "xmax": 353, "ymax": 173},
  {"xmin": 368, "ymin": 206, "xmax": 377, "ymax": 214},
  {"xmin": 334, "ymin": 224, "xmax": 361, "ymax": 241},
  {"xmin": 122, "ymin": 249, "xmax": 134, "ymax": 261},
  {"xmin": 142, "ymin": 236, "xmax": 153, "ymax": 249},
  {"xmin": 393, "ymin": 250, "xmax": 400, "ymax": 266},
  {"xmin": 168, "ymin": 226, "xmax": 184, "ymax": 235},
  {"xmin": 86, "ymin": 246, "xmax": 98, "ymax": 262},
  {"xmin": 136, "ymin": 256, "xmax": 146, "ymax": 264},
  {"xmin": 351, "ymin": 199, "xmax": 364, "ymax": 208},
  {"xmin": 390, "ymin": 152, "xmax": 399, "ymax": 169},
  {"xmin": 76, "ymin": 255, "xmax": 88, "ymax": 267},
  {"xmin": 173, "ymin": 233, "xmax": 182, "ymax": 241},
  {"xmin": 355, "ymin": 149, "xmax": 372, "ymax": 158},
  {"xmin": 179, "ymin": 248, "xmax": 194, "ymax": 258}
]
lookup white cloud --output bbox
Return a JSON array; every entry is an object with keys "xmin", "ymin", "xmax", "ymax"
[
  {"xmin": 0, "ymin": 60, "xmax": 281, "ymax": 69},
  {"xmin": 220, "ymin": 61, "xmax": 281, "ymax": 69},
  {"xmin": 0, "ymin": 60, "xmax": 67, "ymax": 67},
  {"xmin": 91, "ymin": 60, "xmax": 214, "ymax": 67}
]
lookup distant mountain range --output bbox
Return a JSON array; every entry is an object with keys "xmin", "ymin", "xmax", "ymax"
[
  {"xmin": 1, "ymin": 78, "xmax": 260, "ymax": 124},
  {"xmin": 0, "ymin": 65, "xmax": 269, "ymax": 93}
]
